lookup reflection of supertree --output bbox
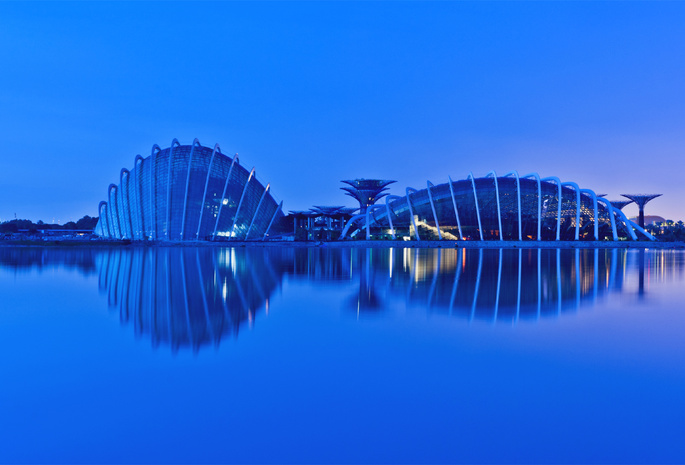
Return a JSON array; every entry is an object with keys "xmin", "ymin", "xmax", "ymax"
[
  {"xmin": 348, "ymin": 248, "xmax": 383, "ymax": 313},
  {"xmin": 96, "ymin": 247, "xmax": 288, "ymax": 352}
]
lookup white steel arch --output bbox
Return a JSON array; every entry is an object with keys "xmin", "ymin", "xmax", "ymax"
[
  {"xmin": 99, "ymin": 201, "xmax": 111, "ymax": 238},
  {"xmin": 522, "ymin": 173, "xmax": 542, "ymax": 240},
  {"xmin": 406, "ymin": 187, "xmax": 420, "ymax": 241},
  {"xmin": 580, "ymin": 189, "xmax": 599, "ymax": 240},
  {"xmin": 196, "ymin": 143, "xmax": 221, "ymax": 239},
  {"xmin": 364, "ymin": 205, "xmax": 385, "ymax": 240},
  {"xmin": 485, "ymin": 171, "xmax": 503, "ymax": 241},
  {"xmin": 134, "ymin": 155, "xmax": 145, "ymax": 239},
  {"xmin": 229, "ymin": 168, "xmax": 255, "ymax": 238},
  {"xmin": 426, "ymin": 181, "xmax": 442, "ymax": 240},
  {"xmin": 340, "ymin": 214, "xmax": 366, "ymax": 240},
  {"xmin": 180, "ymin": 138, "xmax": 201, "ymax": 240},
  {"xmin": 149, "ymin": 144, "xmax": 161, "ymax": 240},
  {"xmin": 165, "ymin": 139, "xmax": 181, "ymax": 239},
  {"xmin": 541, "ymin": 176, "xmax": 563, "ymax": 241},
  {"xmin": 447, "ymin": 176, "xmax": 463, "ymax": 240},
  {"xmin": 467, "ymin": 172, "xmax": 484, "ymax": 241},
  {"xmin": 503, "ymin": 171, "xmax": 522, "ymax": 241},
  {"xmin": 245, "ymin": 184, "xmax": 270, "ymax": 240},
  {"xmin": 385, "ymin": 195, "xmax": 403, "ymax": 239},
  {"xmin": 108, "ymin": 184, "xmax": 121, "ymax": 239},
  {"xmin": 596, "ymin": 198, "xmax": 618, "ymax": 241},
  {"xmin": 212, "ymin": 154, "xmax": 239, "ymax": 240},
  {"xmin": 561, "ymin": 182, "xmax": 581, "ymax": 240},
  {"xmin": 263, "ymin": 200, "xmax": 284, "ymax": 240},
  {"xmin": 613, "ymin": 208, "xmax": 638, "ymax": 240},
  {"xmin": 120, "ymin": 169, "xmax": 133, "ymax": 239},
  {"xmin": 629, "ymin": 219, "xmax": 657, "ymax": 241}
]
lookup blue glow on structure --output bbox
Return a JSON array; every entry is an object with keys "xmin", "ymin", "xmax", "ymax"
[
  {"xmin": 342, "ymin": 172, "xmax": 656, "ymax": 241},
  {"xmin": 95, "ymin": 139, "xmax": 284, "ymax": 241}
]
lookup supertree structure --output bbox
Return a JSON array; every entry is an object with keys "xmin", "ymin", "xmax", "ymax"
[
  {"xmin": 621, "ymin": 194, "xmax": 662, "ymax": 228},
  {"xmin": 341, "ymin": 179, "xmax": 396, "ymax": 214},
  {"xmin": 609, "ymin": 200, "xmax": 633, "ymax": 211}
]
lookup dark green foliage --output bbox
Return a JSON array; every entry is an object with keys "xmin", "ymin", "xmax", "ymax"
[
  {"xmin": 0, "ymin": 215, "xmax": 99, "ymax": 233},
  {"xmin": 647, "ymin": 221, "xmax": 685, "ymax": 242}
]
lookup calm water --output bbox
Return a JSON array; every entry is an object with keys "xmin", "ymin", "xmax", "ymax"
[{"xmin": 1, "ymin": 246, "xmax": 684, "ymax": 464}]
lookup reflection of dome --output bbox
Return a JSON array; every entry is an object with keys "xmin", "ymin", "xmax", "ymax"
[
  {"xmin": 97, "ymin": 248, "xmax": 285, "ymax": 352},
  {"xmin": 95, "ymin": 139, "xmax": 285, "ymax": 241},
  {"xmin": 344, "ymin": 173, "xmax": 654, "ymax": 241},
  {"xmin": 399, "ymin": 248, "xmax": 622, "ymax": 322}
]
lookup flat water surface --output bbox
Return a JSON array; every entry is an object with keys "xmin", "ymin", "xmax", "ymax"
[{"xmin": 0, "ymin": 247, "xmax": 684, "ymax": 464}]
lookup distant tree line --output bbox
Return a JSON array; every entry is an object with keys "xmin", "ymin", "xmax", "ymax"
[
  {"xmin": 646, "ymin": 220, "xmax": 685, "ymax": 242},
  {"xmin": 0, "ymin": 215, "xmax": 98, "ymax": 233}
]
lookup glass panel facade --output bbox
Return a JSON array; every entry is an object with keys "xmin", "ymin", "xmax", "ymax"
[
  {"xmin": 344, "ymin": 175, "xmax": 643, "ymax": 242},
  {"xmin": 96, "ymin": 143, "xmax": 283, "ymax": 241}
]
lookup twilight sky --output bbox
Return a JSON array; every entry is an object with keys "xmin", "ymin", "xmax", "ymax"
[{"xmin": 1, "ymin": 1, "xmax": 683, "ymax": 223}]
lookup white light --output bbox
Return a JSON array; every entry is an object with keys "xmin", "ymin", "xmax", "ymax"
[{"xmin": 222, "ymin": 199, "xmax": 229, "ymax": 205}]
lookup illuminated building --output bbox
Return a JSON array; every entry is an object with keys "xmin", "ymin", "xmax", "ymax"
[
  {"xmin": 95, "ymin": 139, "xmax": 285, "ymax": 241},
  {"xmin": 342, "ymin": 172, "xmax": 655, "ymax": 241}
]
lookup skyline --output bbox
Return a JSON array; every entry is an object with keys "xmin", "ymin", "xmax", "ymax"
[{"xmin": 1, "ymin": 2, "xmax": 684, "ymax": 223}]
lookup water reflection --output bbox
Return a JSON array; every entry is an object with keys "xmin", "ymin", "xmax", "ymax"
[
  {"xmin": 0, "ymin": 247, "xmax": 99, "ymax": 274},
  {"xmin": 2, "ymin": 246, "xmax": 683, "ymax": 351},
  {"xmin": 95, "ymin": 248, "xmax": 289, "ymax": 351}
]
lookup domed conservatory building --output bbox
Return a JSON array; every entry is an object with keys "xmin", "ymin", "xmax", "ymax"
[
  {"xmin": 341, "ymin": 172, "xmax": 655, "ymax": 242},
  {"xmin": 95, "ymin": 139, "xmax": 284, "ymax": 241},
  {"xmin": 95, "ymin": 141, "xmax": 655, "ymax": 242}
]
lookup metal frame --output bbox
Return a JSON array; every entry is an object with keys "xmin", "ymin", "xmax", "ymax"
[
  {"xmin": 561, "ymin": 182, "xmax": 581, "ymax": 240},
  {"xmin": 165, "ymin": 139, "xmax": 181, "ymax": 239},
  {"xmin": 385, "ymin": 195, "xmax": 402, "ymax": 239},
  {"xmin": 522, "ymin": 173, "xmax": 542, "ymax": 240},
  {"xmin": 180, "ymin": 138, "xmax": 201, "ymax": 240},
  {"xmin": 597, "ymin": 198, "xmax": 618, "ymax": 241},
  {"xmin": 485, "ymin": 171, "xmax": 503, "ymax": 241},
  {"xmin": 504, "ymin": 171, "xmax": 522, "ymax": 240},
  {"xmin": 229, "ymin": 168, "xmax": 255, "ymax": 239},
  {"xmin": 426, "ymin": 181, "xmax": 442, "ymax": 240},
  {"xmin": 447, "ymin": 176, "xmax": 463, "ymax": 240},
  {"xmin": 108, "ymin": 184, "xmax": 120, "ymax": 238},
  {"xmin": 150, "ymin": 144, "xmax": 161, "ymax": 240},
  {"xmin": 263, "ymin": 200, "xmax": 284, "ymax": 240},
  {"xmin": 541, "ymin": 176, "xmax": 563, "ymax": 241},
  {"xmin": 120, "ymin": 169, "xmax": 133, "ymax": 239},
  {"xmin": 580, "ymin": 189, "xmax": 599, "ymax": 240},
  {"xmin": 245, "ymin": 184, "xmax": 270, "ymax": 240},
  {"xmin": 134, "ymin": 155, "xmax": 145, "ymax": 239},
  {"xmin": 212, "ymin": 154, "xmax": 239, "ymax": 240},
  {"xmin": 98, "ymin": 201, "xmax": 110, "ymax": 237},
  {"xmin": 467, "ymin": 172, "xmax": 484, "ymax": 241},
  {"xmin": 406, "ymin": 187, "xmax": 420, "ymax": 241},
  {"xmin": 196, "ymin": 144, "xmax": 221, "ymax": 240}
]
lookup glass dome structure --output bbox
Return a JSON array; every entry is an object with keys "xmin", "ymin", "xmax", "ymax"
[
  {"xmin": 95, "ymin": 139, "xmax": 284, "ymax": 241},
  {"xmin": 342, "ymin": 171, "xmax": 655, "ymax": 241}
]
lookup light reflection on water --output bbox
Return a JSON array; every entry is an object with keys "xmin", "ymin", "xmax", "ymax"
[
  {"xmin": 0, "ymin": 246, "xmax": 684, "ymax": 464},
  {"xmin": 7, "ymin": 246, "xmax": 679, "ymax": 351}
]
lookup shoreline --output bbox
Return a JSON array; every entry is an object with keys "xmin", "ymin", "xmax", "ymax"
[{"xmin": 1, "ymin": 239, "xmax": 684, "ymax": 249}]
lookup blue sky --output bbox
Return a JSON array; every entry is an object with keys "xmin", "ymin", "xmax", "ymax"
[{"xmin": 0, "ymin": 1, "xmax": 683, "ymax": 223}]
